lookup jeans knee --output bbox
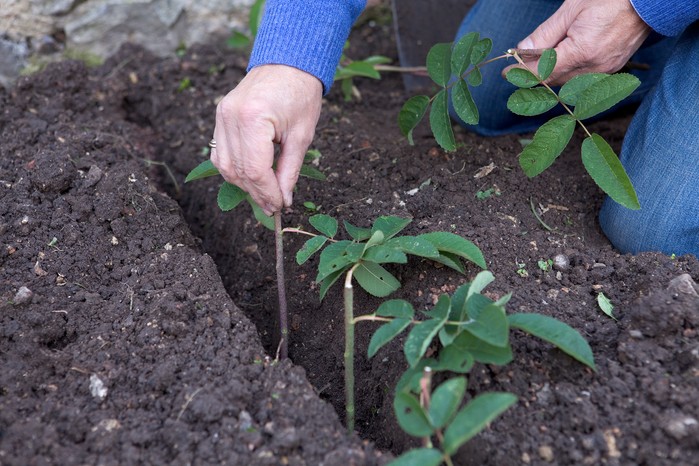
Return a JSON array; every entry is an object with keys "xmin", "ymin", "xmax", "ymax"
[{"xmin": 599, "ymin": 198, "xmax": 697, "ymax": 256}]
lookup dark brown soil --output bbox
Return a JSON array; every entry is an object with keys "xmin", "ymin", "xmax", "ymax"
[{"xmin": 2, "ymin": 10, "xmax": 698, "ymax": 466}]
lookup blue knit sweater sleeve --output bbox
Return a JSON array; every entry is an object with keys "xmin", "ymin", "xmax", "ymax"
[
  {"xmin": 248, "ymin": 0, "xmax": 366, "ymax": 94},
  {"xmin": 631, "ymin": 0, "xmax": 699, "ymax": 36}
]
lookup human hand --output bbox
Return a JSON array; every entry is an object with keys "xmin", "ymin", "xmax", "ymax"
[
  {"xmin": 211, "ymin": 64, "xmax": 323, "ymax": 215},
  {"xmin": 504, "ymin": 0, "xmax": 651, "ymax": 85}
]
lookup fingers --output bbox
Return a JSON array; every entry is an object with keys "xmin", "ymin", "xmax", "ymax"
[
  {"xmin": 213, "ymin": 105, "xmax": 283, "ymax": 215},
  {"xmin": 208, "ymin": 65, "xmax": 323, "ymax": 215},
  {"xmin": 517, "ymin": 1, "xmax": 572, "ymax": 51},
  {"xmin": 503, "ymin": 0, "xmax": 651, "ymax": 86},
  {"xmin": 276, "ymin": 134, "xmax": 313, "ymax": 207}
]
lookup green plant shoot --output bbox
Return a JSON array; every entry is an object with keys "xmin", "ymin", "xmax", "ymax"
[{"xmin": 398, "ymin": 33, "xmax": 641, "ymax": 210}]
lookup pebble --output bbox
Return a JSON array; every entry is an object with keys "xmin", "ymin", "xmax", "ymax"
[
  {"xmin": 663, "ymin": 416, "xmax": 698, "ymax": 440},
  {"xmin": 13, "ymin": 286, "xmax": 33, "ymax": 304},
  {"xmin": 667, "ymin": 274, "xmax": 699, "ymax": 297},
  {"xmin": 83, "ymin": 165, "xmax": 103, "ymax": 188},
  {"xmin": 89, "ymin": 374, "xmax": 108, "ymax": 401},
  {"xmin": 553, "ymin": 254, "xmax": 569, "ymax": 271},
  {"xmin": 538, "ymin": 445, "xmax": 554, "ymax": 462}
]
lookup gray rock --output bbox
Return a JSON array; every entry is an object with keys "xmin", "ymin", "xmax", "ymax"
[
  {"xmin": 13, "ymin": 286, "xmax": 33, "ymax": 305},
  {"xmin": 553, "ymin": 254, "xmax": 569, "ymax": 271},
  {"xmin": 667, "ymin": 273, "xmax": 699, "ymax": 297}
]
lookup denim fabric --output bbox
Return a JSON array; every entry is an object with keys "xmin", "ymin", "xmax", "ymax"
[
  {"xmin": 599, "ymin": 23, "xmax": 699, "ymax": 256},
  {"xmin": 454, "ymin": 1, "xmax": 698, "ymax": 256}
]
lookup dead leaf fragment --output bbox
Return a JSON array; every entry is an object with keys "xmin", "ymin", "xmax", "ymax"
[
  {"xmin": 34, "ymin": 261, "xmax": 48, "ymax": 276},
  {"xmin": 474, "ymin": 162, "xmax": 496, "ymax": 179}
]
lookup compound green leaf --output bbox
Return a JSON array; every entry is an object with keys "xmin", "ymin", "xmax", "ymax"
[
  {"xmin": 317, "ymin": 240, "xmax": 353, "ymax": 282},
  {"xmin": 519, "ymin": 115, "xmax": 576, "ymax": 177},
  {"xmin": 435, "ymin": 344, "xmax": 475, "ymax": 373},
  {"xmin": 426, "ymin": 42, "xmax": 453, "ymax": 86},
  {"xmin": 363, "ymin": 55, "xmax": 392, "ymax": 65},
  {"xmin": 537, "ymin": 48, "xmax": 557, "ymax": 81},
  {"xmin": 574, "ymin": 73, "xmax": 640, "ymax": 120},
  {"xmin": 404, "ymin": 314, "xmax": 448, "ymax": 367},
  {"xmin": 319, "ymin": 268, "xmax": 346, "ymax": 301},
  {"xmin": 394, "ymin": 392, "xmax": 435, "ymax": 437},
  {"xmin": 354, "ymin": 261, "xmax": 401, "ymax": 297},
  {"xmin": 467, "ymin": 67, "xmax": 483, "ymax": 87},
  {"xmin": 465, "ymin": 292, "xmax": 493, "ymax": 320},
  {"xmin": 299, "ymin": 164, "xmax": 326, "ymax": 181},
  {"xmin": 248, "ymin": 197, "xmax": 274, "ymax": 230},
  {"xmin": 461, "ymin": 304, "xmax": 509, "ymax": 347},
  {"xmin": 296, "ymin": 235, "xmax": 328, "ymax": 265},
  {"xmin": 508, "ymin": 313, "xmax": 596, "ymax": 370},
  {"xmin": 466, "ymin": 270, "xmax": 495, "ymax": 301},
  {"xmin": 470, "ymin": 38, "xmax": 493, "ymax": 65},
  {"xmin": 559, "ymin": 73, "xmax": 608, "ymax": 106},
  {"xmin": 309, "ymin": 214, "xmax": 338, "ymax": 237},
  {"xmin": 387, "ymin": 448, "xmax": 443, "ymax": 466},
  {"xmin": 443, "ymin": 393, "xmax": 517, "ymax": 455},
  {"xmin": 365, "ymin": 230, "xmax": 385, "ymax": 250},
  {"xmin": 507, "ymin": 87, "xmax": 558, "ymax": 116},
  {"xmin": 363, "ymin": 245, "xmax": 408, "ymax": 264},
  {"xmin": 505, "ymin": 68, "xmax": 539, "ymax": 88},
  {"xmin": 398, "ymin": 95, "xmax": 430, "ymax": 145},
  {"xmin": 376, "ymin": 299, "xmax": 415, "ymax": 319},
  {"xmin": 419, "ymin": 232, "xmax": 486, "ymax": 269},
  {"xmin": 429, "ymin": 377, "xmax": 467, "ymax": 429},
  {"xmin": 368, "ymin": 318, "xmax": 411, "ymax": 358},
  {"xmin": 581, "ymin": 134, "xmax": 640, "ymax": 210},
  {"xmin": 217, "ymin": 182, "xmax": 246, "ymax": 211},
  {"xmin": 335, "ymin": 61, "xmax": 381, "ymax": 80},
  {"xmin": 185, "ymin": 159, "xmax": 219, "ymax": 182},
  {"xmin": 385, "ymin": 236, "xmax": 440, "ymax": 259},
  {"xmin": 430, "ymin": 90, "xmax": 457, "ymax": 152},
  {"xmin": 452, "ymin": 79, "xmax": 479, "ymax": 125},
  {"xmin": 451, "ymin": 32, "xmax": 479, "ymax": 76},
  {"xmin": 453, "ymin": 331, "xmax": 513, "ymax": 365},
  {"xmin": 431, "ymin": 251, "xmax": 465, "ymax": 274},
  {"xmin": 423, "ymin": 294, "xmax": 451, "ymax": 320},
  {"xmin": 449, "ymin": 282, "xmax": 471, "ymax": 321},
  {"xmin": 343, "ymin": 220, "xmax": 372, "ymax": 241},
  {"xmin": 371, "ymin": 216, "xmax": 412, "ymax": 239},
  {"xmin": 249, "ymin": 0, "xmax": 265, "ymax": 37},
  {"xmin": 226, "ymin": 31, "xmax": 251, "ymax": 49},
  {"xmin": 395, "ymin": 359, "xmax": 435, "ymax": 393}
]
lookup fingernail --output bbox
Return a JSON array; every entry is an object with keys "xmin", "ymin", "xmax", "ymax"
[
  {"xmin": 518, "ymin": 38, "xmax": 534, "ymax": 49},
  {"xmin": 283, "ymin": 192, "xmax": 293, "ymax": 207}
]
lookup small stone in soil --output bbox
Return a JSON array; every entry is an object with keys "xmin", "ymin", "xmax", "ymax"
[
  {"xmin": 538, "ymin": 445, "xmax": 554, "ymax": 462},
  {"xmin": 13, "ymin": 286, "xmax": 33, "ymax": 304}
]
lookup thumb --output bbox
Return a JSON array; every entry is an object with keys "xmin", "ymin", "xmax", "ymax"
[{"xmin": 518, "ymin": 8, "xmax": 570, "ymax": 50}]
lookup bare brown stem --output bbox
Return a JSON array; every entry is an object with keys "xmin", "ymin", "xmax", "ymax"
[{"xmin": 274, "ymin": 211, "xmax": 289, "ymax": 359}]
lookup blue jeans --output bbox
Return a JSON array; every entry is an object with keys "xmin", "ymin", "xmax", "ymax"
[{"xmin": 455, "ymin": 0, "xmax": 699, "ymax": 256}]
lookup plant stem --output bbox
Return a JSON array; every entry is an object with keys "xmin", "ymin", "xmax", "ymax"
[
  {"xmin": 353, "ymin": 314, "xmax": 473, "ymax": 327},
  {"xmin": 281, "ymin": 227, "xmax": 338, "ymax": 242},
  {"xmin": 374, "ymin": 64, "xmax": 428, "ymax": 76},
  {"xmin": 507, "ymin": 50, "xmax": 593, "ymax": 138},
  {"xmin": 274, "ymin": 211, "xmax": 289, "ymax": 360},
  {"xmin": 343, "ymin": 263, "xmax": 361, "ymax": 434}
]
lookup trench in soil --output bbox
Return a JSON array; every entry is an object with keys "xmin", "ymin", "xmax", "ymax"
[{"xmin": 126, "ymin": 23, "xmax": 699, "ymax": 466}]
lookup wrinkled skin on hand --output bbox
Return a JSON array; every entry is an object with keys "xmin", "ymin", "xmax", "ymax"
[
  {"xmin": 504, "ymin": 0, "xmax": 652, "ymax": 85},
  {"xmin": 211, "ymin": 64, "xmax": 323, "ymax": 215}
]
